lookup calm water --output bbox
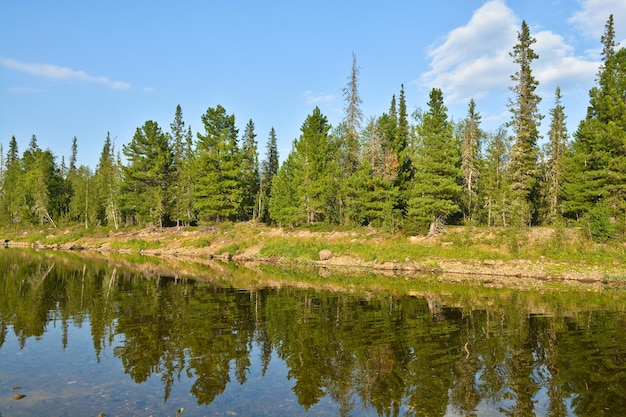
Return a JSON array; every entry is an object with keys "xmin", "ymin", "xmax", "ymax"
[{"xmin": 1, "ymin": 249, "xmax": 625, "ymax": 417}]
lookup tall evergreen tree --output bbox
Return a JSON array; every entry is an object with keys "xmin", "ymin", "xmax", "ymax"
[
  {"xmin": 407, "ymin": 88, "xmax": 461, "ymax": 234},
  {"xmin": 169, "ymin": 105, "xmax": 196, "ymax": 226},
  {"xmin": 269, "ymin": 107, "xmax": 337, "ymax": 225},
  {"xmin": 395, "ymin": 85, "xmax": 413, "ymax": 203},
  {"xmin": 259, "ymin": 127, "xmax": 279, "ymax": 223},
  {"xmin": 240, "ymin": 119, "xmax": 260, "ymax": 220},
  {"xmin": 0, "ymin": 136, "xmax": 23, "ymax": 226},
  {"xmin": 295, "ymin": 107, "xmax": 337, "ymax": 223},
  {"xmin": 459, "ymin": 99, "xmax": 483, "ymax": 222},
  {"xmin": 268, "ymin": 151, "xmax": 303, "ymax": 226},
  {"xmin": 480, "ymin": 128, "xmax": 511, "ymax": 226},
  {"xmin": 121, "ymin": 121, "xmax": 174, "ymax": 226},
  {"xmin": 544, "ymin": 87, "xmax": 568, "ymax": 225},
  {"xmin": 346, "ymin": 117, "xmax": 401, "ymax": 230},
  {"xmin": 194, "ymin": 105, "xmax": 242, "ymax": 222},
  {"xmin": 93, "ymin": 133, "xmax": 121, "ymax": 228},
  {"xmin": 341, "ymin": 52, "xmax": 363, "ymax": 175},
  {"xmin": 563, "ymin": 16, "xmax": 625, "ymax": 239},
  {"xmin": 61, "ymin": 136, "xmax": 79, "ymax": 221},
  {"xmin": 507, "ymin": 20, "xmax": 543, "ymax": 226},
  {"xmin": 69, "ymin": 136, "xmax": 78, "ymax": 173}
]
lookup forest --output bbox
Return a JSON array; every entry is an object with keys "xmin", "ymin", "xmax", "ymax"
[{"xmin": 0, "ymin": 17, "xmax": 624, "ymax": 242}]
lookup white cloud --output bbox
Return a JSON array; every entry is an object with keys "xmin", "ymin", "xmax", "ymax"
[
  {"xmin": 569, "ymin": 0, "xmax": 626, "ymax": 40},
  {"xmin": 418, "ymin": 0, "xmax": 599, "ymax": 106},
  {"xmin": 0, "ymin": 58, "xmax": 131, "ymax": 90},
  {"xmin": 303, "ymin": 90, "xmax": 334, "ymax": 104},
  {"xmin": 533, "ymin": 30, "xmax": 599, "ymax": 88},
  {"xmin": 418, "ymin": 0, "xmax": 517, "ymax": 103}
]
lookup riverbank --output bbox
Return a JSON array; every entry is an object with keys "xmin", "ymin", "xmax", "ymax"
[{"xmin": 2, "ymin": 223, "xmax": 625, "ymax": 288}]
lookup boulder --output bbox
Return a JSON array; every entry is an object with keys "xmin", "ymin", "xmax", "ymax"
[{"xmin": 318, "ymin": 249, "xmax": 333, "ymax": 261}]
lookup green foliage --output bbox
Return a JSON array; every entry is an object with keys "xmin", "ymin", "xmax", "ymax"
[
  {"xmin": 121, "ymin": 120, "xmax": 174, "ymax": 227},
  {"xmin": 185, "ymin": 236, "xmax": 215, "ymax": 248},
  {"xmin": 170, "ymin": 105, "xmax": 196, "ymax": 227},
  {"xmin": 110, "ymin": 238, "xmax": 163, "ymax": 251},
  {"xmin": 194, "ymin": 105, "xmax": 243, "ymax": 222},
  {"xmin": 407, "ymin": 88, "xmax": 461, "ymax": 233},
  {"xmin": 563, "ymin": 19, "xmax": 626, "ymax": 239},
  {"xmin": 583, "ymin": 202, "xmax": 616, "ymax": 242},
  {"xmin": 269, "ymin": 107, "xmax": 338, "ymax": 225},
  {"xmin": 268, "ymin": 152, "xmax": 305, "ymax": 226},
  {"xmin": 258, "ymin": 127, "xmax": 279, "ymax": 224},
  {"xmin": 507, "ymin": 21, "xmax": 542, "ymax": 226},
  {"xmin": 240, "ymin": 119, "xmax": 260, "ymax": 221}
]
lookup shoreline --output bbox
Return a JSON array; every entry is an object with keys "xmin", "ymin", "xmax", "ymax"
[{"xmin": 3, "ymin": 224, "xmax": 625, "ymax": 289}]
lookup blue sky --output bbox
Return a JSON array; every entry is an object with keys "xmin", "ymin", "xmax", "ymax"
[{"xmin": 1, "ymin": 0, "xmax": 625, "ymax": 170}]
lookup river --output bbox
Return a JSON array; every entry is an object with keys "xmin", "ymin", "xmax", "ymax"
[{"xmin": 1, "ymin": 248, "xmax": 625, "ymax": 416}]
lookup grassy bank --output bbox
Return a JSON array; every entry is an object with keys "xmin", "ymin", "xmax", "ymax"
[{"xmin": 2, "ymin": 222, "xmax": 625, "ymax": 283}]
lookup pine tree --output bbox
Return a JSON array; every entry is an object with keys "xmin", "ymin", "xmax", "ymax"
[
  {"xmin": 480, "ymin": 128, "xmax": 511, "ymax": 226},
  {"xmin": 344, "ymin": 158, "xmax": 399, "ymax": 230},
  {"xmin": 269, "ymin": 107, "xmax": 337, "ymax": 225},
  {"xmin": 0, "ymin": 136, "xmax": 23, "ymax": 226},
  {"xmin": 194, "ymin": 105, "xmax": 242, "ymax": 222},
  {"xmin": 258, "ymin": 127, "xmax": 279, "ymax": 223},
  {"xmin": 122, "ymin": 121, "xmax": 174, "ymax": 226},
  {"xmin": 268, "ymin": 152, "xmax": 303, "ymax": 226},
  {"xmin": 93, "ymin": 133, "xmax": 121, "ymax": 228},
  {"xmin": 396, "ymin": 85, "xmax": 412, "ymax": 188},
  {"xmin": 544, "ymin": 87, "xmax": 568, "ymax": 225},
  {"xmin": 507, "ymin": 20, "xmax": 543, "ymax": 226},
  {"xmin": 459, "ymin": 99, "xmax": 482, "ymax": 222},
  {"xmin": 407, "ymin": 88, "xmax": 461, "ymax": 234},
  {"xmin": 346, "ymin": 117, "xmax": 401, "ymax": 230},
  {"xmin": 341, "ymin": 52, "xmax": 363, "ymax": 175},
  {"xmin": 563, "ymin": 15, "xmax": 625, "ymax": 239},
  {"xmin": 61, "ymin": 136, "xmax": 79, "ymax": 221},
  {"xmin": 240, "ymin": 119, "xmax": 260, "ymax": 220},
  {"xmin": 169, "ymin": 105, "xmax": 196, "ymax": 226},
  {"xmin": 294, "ymin": 107, "xmax": 337, "ymax": 223}
]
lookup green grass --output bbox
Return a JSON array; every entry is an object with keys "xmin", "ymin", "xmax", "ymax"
[{"xmin": 109, "ymin": 238, "xmax": 163, "ymax": 252}]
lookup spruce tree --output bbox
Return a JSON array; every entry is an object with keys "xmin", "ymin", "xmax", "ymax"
[
  {"xmin": 563, "ymin": 15, "xmax": 625, "ymax": 239},
  {"xmin": 394, "ymin": 85, "xmax": 413, "ymax": 210},
  {"xmin": 62, "ymin": 136, "xmax": 79, "ymax": 221},
  {"xmin": 170, "ymin": 105, "xmax": 196, "ymax": 226},
  {"xmin": 122, "ymin": 121, "xmax": 174, "ymax": 226},
  {"xmin": 480, "ymin": 128, "xmax": 511, "ymax": 226},
  {"xmin": 269, "ymin": 107, "xmax": 337, "ymax": 225},
  {"xmin": 407, "ymin": 88, "xmax": 461, "ymax": 234},
  {"xmin": 507, "ymin": 20, "xmax": 543, "ymax": 226},
  {"xmin": 544, "ymin": 87, "xmax": 568, "ymax": 225},
  {"xmin": 194, "ymin": 105, "xmax": 242, "ymax": 222},
  {"xmin": 0, "ymin": 136, "xmax": 23, "ymax": 226},
  {"xmin": 341, "ymin": 52, "xmax": 363, "ymax": 175},
  {"xmin": 294, "ymin": 107, "xmax": 337, "ymax": 223},
  {"xmin": 459, "ymin": 99, "xmax": 482, "ymax": 222},
  {"xmin": 259, "ymin": 127, "xmax": 279, "ymax": 223},
  {"xmin": 268, "ymin": 152, "xmax": 303, "ymax": 226},
  {"xmin": 94, "ymin": 133, "xmax": 121, "ymax": 228},
  {"xmin": 240, "ymin": 119, "xmax": 260, "ymax": 220}
]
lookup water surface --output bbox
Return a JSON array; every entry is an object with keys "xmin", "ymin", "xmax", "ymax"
[{"xmin": 1, "ymin": 248, "xmax": 625, "ymax": 416}]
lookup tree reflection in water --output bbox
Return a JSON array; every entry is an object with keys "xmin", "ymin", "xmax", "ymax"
[{"xmin": 0, "ymin": 248, "xmax": 625, "ymax": 416}]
